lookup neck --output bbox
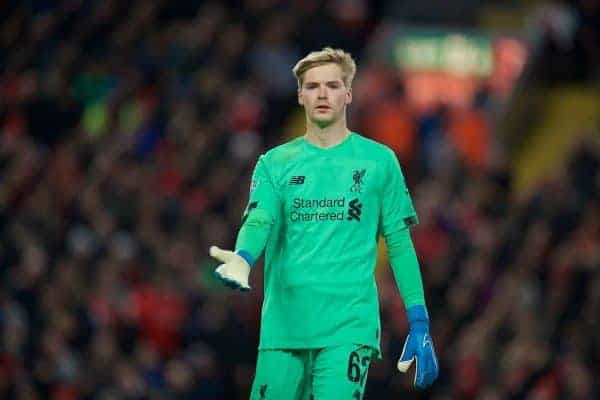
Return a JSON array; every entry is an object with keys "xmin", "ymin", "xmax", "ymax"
[{"xmin": 304, "ymin": 116, "xmax": 350, "ymax": 148}]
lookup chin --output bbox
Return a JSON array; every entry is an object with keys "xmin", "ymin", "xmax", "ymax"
[{"xmin": 311, "ymin": 114, "xmax": 335, "ymax": 124}]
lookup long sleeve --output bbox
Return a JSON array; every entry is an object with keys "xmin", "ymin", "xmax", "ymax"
[
  {"xmin": 385, "ymin": 227, "xmax": 425, "ymax": 308},
  {"xmin": 379, "ymin": 148, "xmax": 424, "ymax": 307},
  {"xmin": 234, "ymin": 156, "xmax": 281, "ymax": 263}
]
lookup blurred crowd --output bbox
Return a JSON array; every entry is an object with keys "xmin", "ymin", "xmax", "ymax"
[
  {"xmin": 1, "ymin": 1, "xmax": 599, "ymax": 399},
  {"xmin": 532, "ymin": 0, "xmax": 600, "ymax": 82}
]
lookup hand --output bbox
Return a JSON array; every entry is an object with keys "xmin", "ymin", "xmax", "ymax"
[
  {"xmin": 209, "ymin": 246, "xmax": 251, "ymax": 291},
  {"xmin": 397, "ymin": 306, "xmax": 439, "ymax": 389}
]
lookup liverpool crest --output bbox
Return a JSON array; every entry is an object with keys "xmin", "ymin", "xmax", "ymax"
[{"xmin": 351, "ymin": 169, "xmax": 366, "ymax": 193}]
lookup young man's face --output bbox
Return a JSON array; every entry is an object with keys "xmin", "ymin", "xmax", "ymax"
[{"xmin": 298, "ymin": 63, "xmax": 352, "ymax": 128}]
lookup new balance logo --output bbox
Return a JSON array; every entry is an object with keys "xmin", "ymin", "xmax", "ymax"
[
  {"xmin": 347, "ymin": 198, "xmax": 362, "ymax": 221},
  {"xmin": 289, "ymin": 176, "xmax": 305, "ymax": 185}
]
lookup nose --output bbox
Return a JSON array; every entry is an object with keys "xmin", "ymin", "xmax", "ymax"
[{"xmin": 318, "ymin": 85, "xmax": 327, "ymax": 98}]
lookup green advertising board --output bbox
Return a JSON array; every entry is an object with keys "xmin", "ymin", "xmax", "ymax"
[{"xmin": 392, "ymin": 28, "xmax": 493, "ymax": 77}]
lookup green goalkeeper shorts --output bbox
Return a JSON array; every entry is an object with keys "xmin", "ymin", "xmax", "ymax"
[{"xmin": 250, "ymin": 344, "xmax": 373, "ymax": 400}]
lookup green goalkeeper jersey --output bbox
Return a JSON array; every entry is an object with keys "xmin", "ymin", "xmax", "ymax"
[{"xmin": 239, "ymin": 132, "xmax": 419, "ymax": 356}]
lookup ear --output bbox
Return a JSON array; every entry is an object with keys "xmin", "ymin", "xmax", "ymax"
[
  {"xmin": 346, "ymin": 87, "xmax": 352, "ymax": 105},
  {"xmin": 298, "ymin": 88, "xmax": 304, "ymax": 106}
]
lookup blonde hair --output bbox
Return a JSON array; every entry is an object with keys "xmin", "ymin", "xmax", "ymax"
[{"xmin": 292, "ymin": 47, "xmax": 357, "ymax": 88}]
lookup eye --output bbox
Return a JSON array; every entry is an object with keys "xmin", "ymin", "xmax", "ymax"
[{"xmin": 327, "ymin": 82, "xmax": 341, "ymax": 89}]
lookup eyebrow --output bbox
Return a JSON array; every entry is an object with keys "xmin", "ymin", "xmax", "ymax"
[{"xmin": 304, "ymin": 80, "xmax": 343, "ymax": 85}]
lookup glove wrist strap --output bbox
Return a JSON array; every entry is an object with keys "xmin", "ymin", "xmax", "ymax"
[
  {"xmin": 407, "ymin": 305, "xmax": 429, "ymax": 333},
  {"xmin": 236, "ymin": 249, "xmax": 255, "ymax": 267}
]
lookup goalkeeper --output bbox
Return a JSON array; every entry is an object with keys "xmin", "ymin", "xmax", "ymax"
[{"xmin": 210, "ymin": 47, "xmax": 439, "ymax": 399}]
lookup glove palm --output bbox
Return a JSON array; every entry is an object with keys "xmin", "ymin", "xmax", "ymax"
[{"xmin": 210, "ymin": 246, "xmax": 251, "ymax": 291}]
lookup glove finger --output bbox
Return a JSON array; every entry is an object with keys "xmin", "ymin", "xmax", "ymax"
[
  {"xmin": 215, "ymin": 266, "xmax": 234, "ymax": 283},
  {"xmin": 222, "ymin": 276, "xmax": 242, "ymax": 289},
  {"xmin": 413, "ymin": 356, "xmax": 422, "ymax": 387},
  {"xmin": 397, "ymin": 357, "xmax": 414, "ymax": 373},
  {"xmin": 422, "ymin": 339, "xmax": 439, "ymax": 383},
  {"xmin": 416, "ymin": 350, "xmax": 438, "ymax": 389},
  {"xmin": 415, "ymin": 356, "xmax": 433, "ymax": 389},
  {"xmin": 415, "ymin": 355, "xmax": 430, "ymax": 389},
  {"xmin": 415, "ymin": 373, "xmax": 432, "ymax": 389},
  {"xmin": 418, "ymin": 368, "xmax": 437, "ymax": 389},
  {"xmin": 219, "ymin": 270, "xmax": 243, "ymax": 289},
  {"xmin": 209, "ymin": 246, "xmax": 233, "ymax": 263},
  {"xmin": 433, "ymin": 352, "xmax": 439, "ymax": 380},
  {"xmin": 424, "ymin": 371, "xmax": 436, "ymax": 388},
  {"xmin": 236, "ymin": 277, "xmax": 251, "ymax": 291},
  {"xmin": 214, "ymin": 269, "xmax": 228, "ymax": 284},
  {"xmin": 215, "ymin": 264, "xmax": 225, "ymax": 275},
  {"xmin": 214, "ymin": 270, "xmax": 240, "ymax": 289},
  {"xmin": 397, "ymin": 334, "xmax": 415, "ymax": 373},
  {"xmin": 225, "ymin": 280, "xmax": 241, "ymax": 289}
]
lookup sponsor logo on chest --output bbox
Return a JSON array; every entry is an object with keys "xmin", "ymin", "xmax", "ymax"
[{"xmin": 287, "ymin": 169, "xmax": 367, "ymax": 223}]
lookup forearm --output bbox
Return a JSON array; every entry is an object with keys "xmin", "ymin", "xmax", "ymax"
[
  {"xmin": 386, "ymin": 227, "xmax": 426, "ymax": 308},
  {"xmin": 234, "ymin": 211, "xmax": 273, "ymax": 265}
]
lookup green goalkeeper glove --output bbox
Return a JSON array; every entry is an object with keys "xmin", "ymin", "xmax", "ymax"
[{"xmin": 209, "ymin": 246, "xmax": 252, "ymax": 291}]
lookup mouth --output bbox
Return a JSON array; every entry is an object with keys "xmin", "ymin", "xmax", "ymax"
[{"xmin": 315, "ymin": 105, "xmax": 331, "ymax": 112}]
